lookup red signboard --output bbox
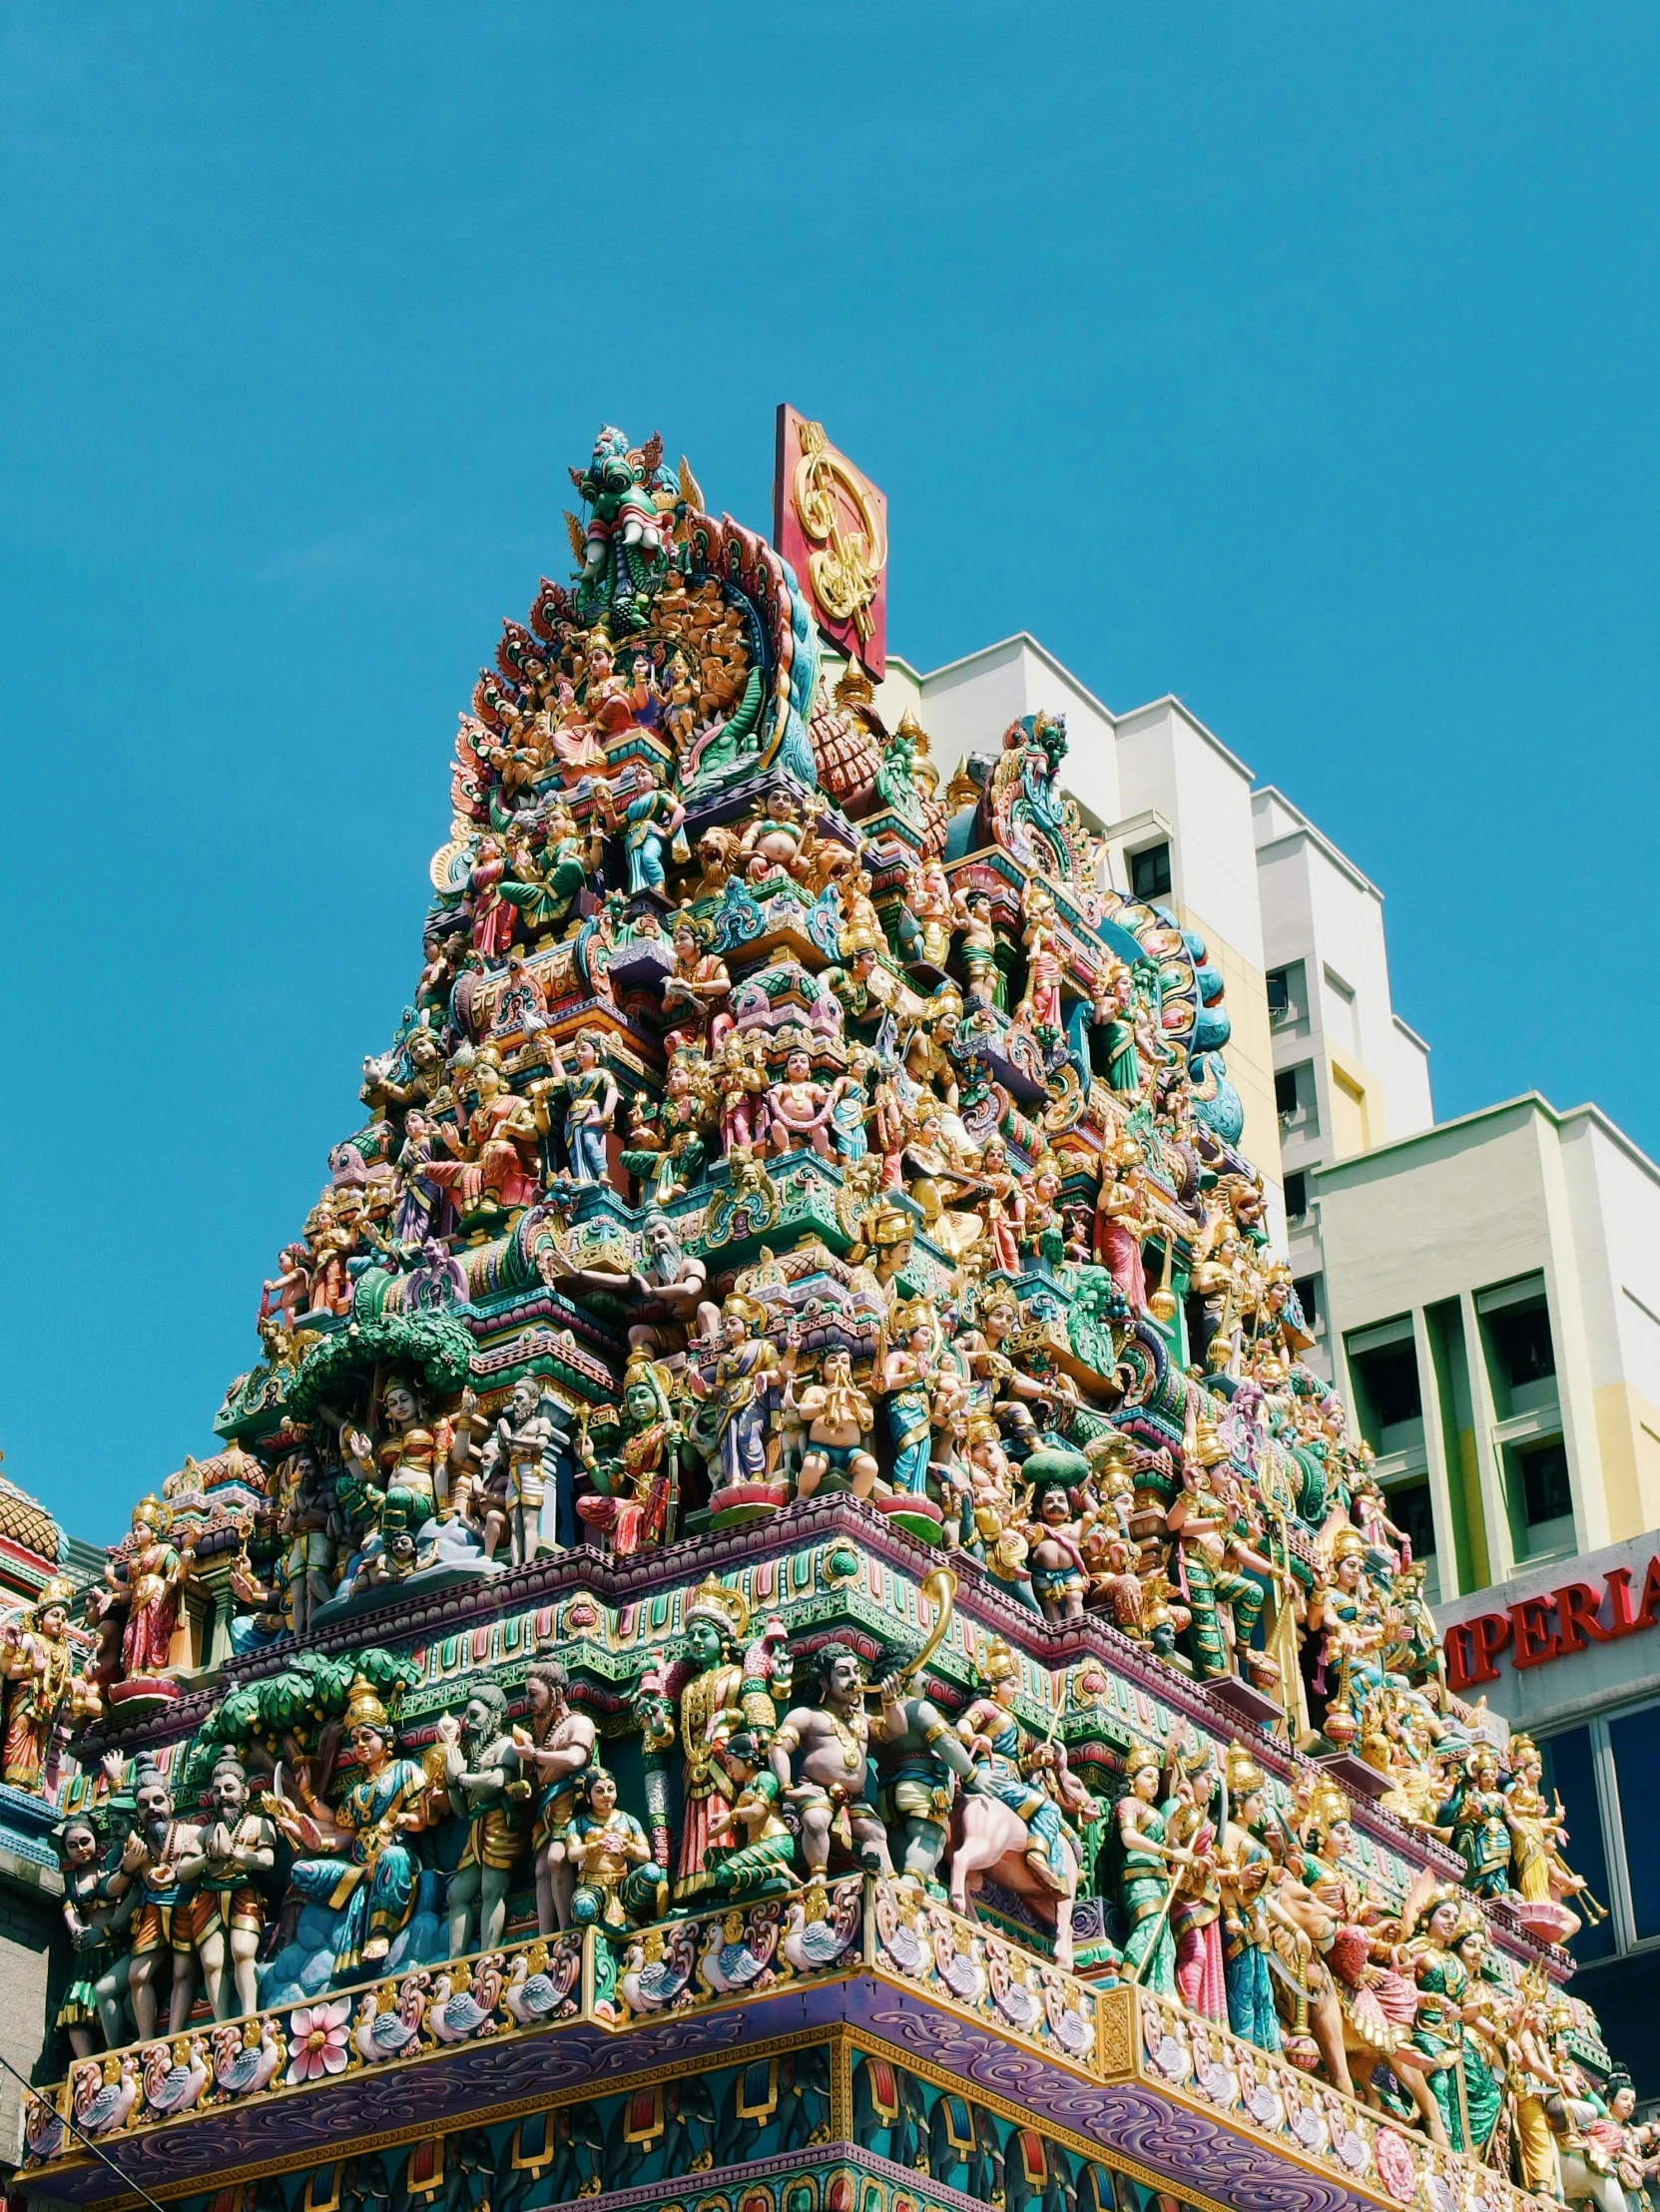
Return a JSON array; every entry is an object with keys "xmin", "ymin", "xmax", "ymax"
[
  {"xmin": 1442, "ymin": 1553, "xmax": 1660, "ymax": 1690},
  {"xmin": 773, "ymin": 404, "xmax": 888, "ymax": 680}
]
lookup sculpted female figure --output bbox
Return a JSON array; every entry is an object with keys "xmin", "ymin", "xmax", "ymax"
[
  {"xmin": 107, "ymin": 1500, "xmax": 187, "ymax": 1683},
  {"xmin": 1, "ymin": 1578, "xmax": 85, "ymax": 1790},
  {"xmin": 429, "ymin": 1047, "xmax": 543, "ymax": 1216},
  {"xmin": 267, "ymin": 1674, "xmax": 438, "ymax": 1976}
]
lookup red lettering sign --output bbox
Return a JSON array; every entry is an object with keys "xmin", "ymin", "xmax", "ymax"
[
  {"xmin": 1441, "ymin": 1555, "xmax": 1660, "ymax": 1682},
  {"xmin": 1554, "ymin": 1583, "xmax": 1613, "ymax": 1654},
  {"xmin": 1510, "ymin": 1595, "xmax": 1561, "ymax": 1669}
]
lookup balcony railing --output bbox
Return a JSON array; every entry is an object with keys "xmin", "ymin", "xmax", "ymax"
[{"xmin": 25, "ymin": 1878, "xmax": 1536, "ymax": 2212}]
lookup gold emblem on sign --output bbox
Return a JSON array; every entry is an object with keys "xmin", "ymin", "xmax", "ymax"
[{"xmin": 791, "ymin": 419, "xmax": 887, "ymax": 647}]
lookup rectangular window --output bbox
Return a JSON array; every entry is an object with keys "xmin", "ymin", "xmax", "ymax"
[
  {"xmin": 1130, "ymin": 842, "xmax": 1172, "ymax": 901},
  {"xmin": 1284, "ymin": 1170, "xmax": 1307, "ymax": 1218},
  {"xmin": 1490, "ymin": 1302, "xmax": 1556, "ymax": 1387},
  {"xmin": 1292, "ymin": 1273, "xmax": 1321, "ymax": 1328},
  {"xmin": 1275, "ymin": 1067, "xmax": 1300, "ymax": 1116},
  {"xmin": 1609, "ymin": 1707, "xmax": 1660, "ymax": 1940},
  {"xmin": 1355, "ymin": 1343, "xmax": 1422, "ymax": 1427},
  {"xmin": 1519, "ymin": 1438, "xmax": 1572, "ymax": 1527},
  {"xmin": 1267, "ymin": 968, "xmax": 1290, "ymax": 1017},
  {"xmin": 1388, "ymin": 1480, "xmax": 1436, "ymax": 1559},
  {"xmin": 1538, "ymin": 1728, "xmax": 1617, "ymax": 1962}
]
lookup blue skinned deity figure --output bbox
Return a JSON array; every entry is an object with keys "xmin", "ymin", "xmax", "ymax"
[
  {"xmin": 876, "ymin": 1300, "xmax": 939, "ymax": 1497},
  {"xmin": 685, "ymin": 1296, "xmax": 782, "ymax": 1495}
]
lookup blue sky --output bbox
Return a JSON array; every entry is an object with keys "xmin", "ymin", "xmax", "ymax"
[{"xmin": 3, "ymin": 5, "xmax": 1657, "ymax": 1539}]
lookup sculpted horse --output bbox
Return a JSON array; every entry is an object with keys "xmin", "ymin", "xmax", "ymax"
[
  {"xmin": 1267, "ymin": 1876, "xmax": 1451, "ymax": 2148},
  {"xmin": 948, "ymin": 1791, "xmax": 1086, "ymax": 1973}
]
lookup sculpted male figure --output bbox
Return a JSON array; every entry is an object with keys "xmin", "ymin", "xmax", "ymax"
[
  {"xmin": 437, "ymin": 1684, "xmax": 526, "ymax": 1957},
  {"xmin": 176, "ymin": 1755, "xmax": 277, "ymax": 2018},
  {"xmin": 511, "ymin": 1662, "xmax": 597, "ymax": 1934},
  {"xmin": 770, "ymin": 1644, "xmax": 900, "ymax": 1881},
  {"xmin": 112, "ymin": 1763, "xmax": 203, "ymax": 2038}
]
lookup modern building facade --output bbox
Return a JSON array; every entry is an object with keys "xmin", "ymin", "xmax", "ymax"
[
  {"xmin": 1313, "ymin": 1096, "xmax": 1660, "ymax": 1605},
  {"xmin": 1435, "ymin": 1529, "xmax": 1660, "ymax": 2100},
  {"xmin": 1250, "ymin": 786, "xmax": 1433, "ymax": 1373}
]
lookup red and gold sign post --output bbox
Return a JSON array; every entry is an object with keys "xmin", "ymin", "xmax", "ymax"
[{"xmin": 773, "ymin": 402, "xmax": 888, "ymax": 679}]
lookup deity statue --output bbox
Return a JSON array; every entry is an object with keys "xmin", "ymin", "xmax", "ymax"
[
  {"xmin": 432, "ymin": 1683, "xmax": 526, "ymax": 1957},
  {"xmin": 874, "ymin": 1299, "xmax": 940, "ymax": 1501},
  {"xmin": 704, "ymin": 1730, "xmax": 795, "ymax": 1900},
  {"xmin": 765, "ymin": 1044, "xmax": 836, "ymax": 1160},
  {"xmin": 685, "ymin": 1296, "xmax": 782, "ymax": 1496},
  {"xmin": 1217, "ymin": 1743, "xmax": 1281, "ymax": 2053},
  {"xmin": 667, "ymin": 1577, "xmax": 750, "ymax": 1904},
  {"xmin": 55, "ymin": 1817, "xmax": 129, "ymax": 2056},
  {"xmin": 175, "ymin": 1755, "xmax": 277, "ymax": 2020},
  {"xmin": 109, "ymin": 1761, "xmax": 203, "ymax": 2039},
  {"xmin": 476, "ymin": 1375, "xmax": 560, "ymax": 1565},
  {"xmin": 511, "ymin": 1660, "xmax": 596, "ymax": 1935},
  {"xmin": 2, "ymin": 1578, "xmax": 93, "ymax": 1790},
  {"xmin": 100, "ymin": 1499, "xmax": 188, "ymax": 1685},
  {"xmin": 264, "ymin": 1673, "xmax": 438, "ymax": 1977},
  {"xmin": 771, "ymin": 1643, "xmax": 898, "ymax": 1881},
  {"xmin": 660, "ymin": 915, "xmax": 732, "ymax": 1055},
  {"xmin": 566, "ymin": 1766, "xmax": 665, "ymax": 1930},
  {"xmin": 576, "ymin": 1351, "xmax": 681, "ymax": 1555},
  {"xmin": 535, "ymin": 1029, "xmax": 619, "ymax": 1186},
  {"xmin": 784, "ymin": 1335, "xmax": 878, "ymax": 1502},
  {"xmin": 427, "ymin": 1046, "xmax": 543, "ymax": 1218},
  {"xmin": 597, "ymin": 763, "xmax": 686, "ymax": 897}
]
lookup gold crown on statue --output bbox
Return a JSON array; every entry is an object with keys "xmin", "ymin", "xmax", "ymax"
[
  {"xmin": 977, "ymin": 1636, "xmax": 1021, "ymax": 1688},
  {"xmin": 343, "ymin": 1674, "xmax": 392, "ymax": 1736},
  {"xmin": 684, "ymin": 1574, "xmax": 751, "ymax": 1643},
  {"xmin": 1224, "ymin": 1741, "xmax": 1266, "ymax": 1801}
]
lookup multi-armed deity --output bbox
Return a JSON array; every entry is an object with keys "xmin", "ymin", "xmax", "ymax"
[{"xmin": 9, "ymin": 418, "xmax": 1646, "ymax": 2212}]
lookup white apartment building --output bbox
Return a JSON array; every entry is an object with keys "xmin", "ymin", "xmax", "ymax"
[{"xmin": 1251, "ymin": 787, "xmax": 1433, "ymax": 1372}]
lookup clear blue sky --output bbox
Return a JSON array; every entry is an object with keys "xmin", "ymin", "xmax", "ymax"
[{"xmin": 3, "ymin": 7, "xmax": 1656, "ymax": 1541}]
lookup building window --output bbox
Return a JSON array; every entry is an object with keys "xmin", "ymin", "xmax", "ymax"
[
  {"xmin": 1267, "ymin": 968, "xmax": 1290, "ymax": 1017},
  {"xmin": 1354, "ymin": 1343, "xmax": 1422, "ymax": 1429},
  {"xmin": 1284, "ymin": 1170, "xmax": 1307, "ymax": 1218},
  {"xmin": 1519, "ymin": 1438, "xmax": 1572, "ymax": 1528},
  {"xmin": 1130, "ymin": 842, "xmax": 1172, "ymax": 901},
  {"xmin": 1536, "ymin": 1728, "xmax": 1616, "ymax": 1964},
  {"xmin": 1388, "ymin": 1480, "xmax": 1436, "ymax": 1559},
  {"xmin": 1490, "ymin": 1302, "xmax": 1556, "ymax": 1387},
  {"xmin": 1275, "ymin": 1067, "xmax": 1299, "ymax": 1116},
  {"xmin": 1292, "ymin": 1273, "xmax": 1321, "ymax": 1329}
]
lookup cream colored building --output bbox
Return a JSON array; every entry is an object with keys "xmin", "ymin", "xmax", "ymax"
[
  {"xmin": 1250, "ymin": 786, "xmax": 1433, "ymax": 1375},
  {"xmin": 874, "ymin": 635, "xmax": 1285, "ymax": 1240},
  {"xmin": 1315, "ymin": 1096, "xmax": 1660, "ymax": 1604}
]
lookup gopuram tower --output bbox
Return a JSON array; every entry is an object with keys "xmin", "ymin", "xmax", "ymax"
[{"xmin": 10, "ymin": 413, "xmax": 1636, "ymax": 2212}]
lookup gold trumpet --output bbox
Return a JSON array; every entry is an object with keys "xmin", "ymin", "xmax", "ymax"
[{"xmin": 858, "ymin": 1565, "xmax": 958, "ymax": 1700}]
